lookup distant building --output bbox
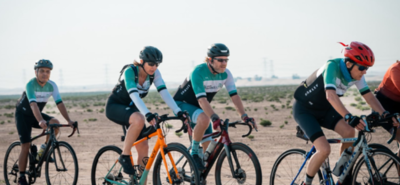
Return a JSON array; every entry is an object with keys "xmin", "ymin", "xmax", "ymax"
[{"xmin": 292, "ymin": 74, "xmax": 300, "ymax": 79}]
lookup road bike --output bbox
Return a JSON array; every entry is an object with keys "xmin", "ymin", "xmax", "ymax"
[
  {"xmin": 270, "ymin": 113, "xmax": 400, "ymax": 185},
  {"xmin": 91, "ymin": 113, "xmax": 201, "ymax": 185},
  {"xmin": 4, "ymin": 121, "xmax": 79, "ymax": 185},
  {"xmin": 154, "ymin": 119, "xmax": 262, "ymax": 185}
]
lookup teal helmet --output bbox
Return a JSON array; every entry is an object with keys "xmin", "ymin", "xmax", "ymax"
[{"xmin": 34, "ymin": 59, "xmax": 53, "ymax": 70}]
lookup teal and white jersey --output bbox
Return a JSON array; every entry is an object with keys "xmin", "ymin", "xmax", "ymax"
[
  {"xmin": 294, "ymin": 58, "xmax": 371, "ymax": 109},
  {"xmin": 16, "ymin": 78, "xmax": 62, "ymax": 116},
  {"xmin": 173, "ymin": 63, "xmax": 238, "ymax": 108},
  {"xmin": 110, "ymin": 65, "xmax": 180, "ymax": 116}
]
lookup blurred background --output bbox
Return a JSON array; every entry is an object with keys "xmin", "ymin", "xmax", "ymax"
[{"xmin": 1, "ymin": 0, "xmax": 399, "ymax": 94}]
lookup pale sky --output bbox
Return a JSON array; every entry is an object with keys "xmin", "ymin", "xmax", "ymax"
[{"xmin": 1, "ymin": 0, "xmax": 399, "ymax": 91}]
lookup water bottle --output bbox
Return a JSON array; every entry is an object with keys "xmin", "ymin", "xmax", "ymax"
[
  {"xmin": 332, "ymin": 147, "xmax": 352, "ymax": 176},
  {"xmin": 36, "ymin": 144, "xmax": 46, "ymax": 161},
  {"xmin": 198, "ymin": 146, "xmax": 204, "ymax": 160},
  {"xmin": 203, "ymin": 140, "xmax": 218, "ymax": 161}
]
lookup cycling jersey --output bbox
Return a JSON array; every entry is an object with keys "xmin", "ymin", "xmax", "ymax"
[
  {"xmin": 109, "ymin": 65, "xmax": 180, "ymax": 116},
  {"xmin": 16, "ymin": 78, "xmax": 62, "ymax": 116},
  {"xmin": 375, "ymin": 61, "xmax": 400, "ymax": 102},
  {"xmin": 294, "ymin": 58, "xmax": 370, "ymax": 109},
  {"xmin": 173, "ymin": 63, "xmax": 238, "ymax": 108}
]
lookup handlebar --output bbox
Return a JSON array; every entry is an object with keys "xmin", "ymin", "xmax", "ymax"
[
  {"xmin": 360, "ymin": 112, "xmax": 399, "ymax": 144},
  {"xmin": 139, "ymin": 113, "xmax": 190, "ymax": 138},
  {"xmin": 208, "ymin": 119, "xmax": 254, "ymax": 139},
  {"xmin": 44, "ymin": 121, "xmax": 79, "ymax": 137}
]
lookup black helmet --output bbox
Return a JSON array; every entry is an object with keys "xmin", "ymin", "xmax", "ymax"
[
  {"xmin": 207, "ymin": 43, "xmax": 230, "ymax": 57},
  {"xmin": 139, "ymin": 46, "xmax": 163, "ymax": 63},
  {"xmin": 34, "ymin": 59, "xmax": 53, "ymax": 70}
]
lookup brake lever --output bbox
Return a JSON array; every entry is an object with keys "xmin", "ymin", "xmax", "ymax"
[{"xmin": 361, "ymin": 115, "xmax": 371, "ymax": 132}]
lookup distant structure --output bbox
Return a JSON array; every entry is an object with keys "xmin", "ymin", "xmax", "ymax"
[
  {"xmin": 270, "ymin": 60, "xmax": 278, "ymax": 79},
  {"xmin": 254, "ymin": 75, "xmax": 262, "ymax": 81},
  {"xmin": 263, "ymin": 58, "xmax": 268, "ymax": 79},
  {"xmin": 292, "ymin": 74, "xmax": 300, "ymax": 79}
]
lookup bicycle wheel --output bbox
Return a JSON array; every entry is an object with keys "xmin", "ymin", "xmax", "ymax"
[
  {"xmin": 152, "ymin": 142, "xmax": 200, "ymax": 185},
  {"xmin": 91, "ymin": 145, "xmax": 127, "ymax": 185},
  {"xmin": 3, "ymin": 141, "xmax": 26, "ymax": 185},
  {"xmin": 270, "ymin": 149, "xmax": 322, "ymax": 185},
  {"xmin": 45, "ymin": 141, "xmax": 79, "ymax": 185},
  {"xmin": 353, "ymin": 149, "xmax": 400, "ymax": 184},
  {"xmin": 215, "ymin": 143, "xmax": 262, "ymax": 185}
]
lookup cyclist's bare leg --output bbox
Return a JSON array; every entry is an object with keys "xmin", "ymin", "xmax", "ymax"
[
  {"xmin": 306, "ymin": 136, "xmax": 331, "ymax": 177},
  {"xmin": 18, "ymin": 142, "xmax": 30, "ymax": 173},
  {"xmin": 136, "ymin": 140, "xmax": 149, "ymax": 183},
  {"xmin": 45, "ymin": 118, "xmax": 60, "ymax": 144},
  {"xmin": 193, "ymin": 113, "xmax": 210, "ymax": 143},
  {"xmin": 334, "ymin": 120, "xmax": 356, "ymax": 154},
  {"xmin": 122, "ymin": 112, "xmax": 145, "ymax": 155}
]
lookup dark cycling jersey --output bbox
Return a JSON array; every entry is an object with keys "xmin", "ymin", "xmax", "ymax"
[
  {"xmin": 109, "ymin": 65, "xmax": 180, "ymax": 115},
  {"xmin": 16, "ymin": 78, "xmax": 62, "ymax": 116},
  {"xmin": 173, "ymin": 63, "xmax": 238, "ymax": 108},
  {"xmin": 294, "ymin": 58, "xmax": 370, "ymax": 109}
]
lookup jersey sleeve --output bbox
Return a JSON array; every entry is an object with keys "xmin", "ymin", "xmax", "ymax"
[
  {"xmin": 124, "ymin": 67, "xmax": 151, "ymax": 115},
  {"xmin": 48, "ymin": 80, "xmax": 63, "ymax": 105},
  {"xmin": 355, "ymin": 76, "xmax": 371, "ymax": 95},
  {"xmin": 323, "ymin": 61, "xmax": 338, "ymax": 90},
  {"xmin": 124, "ymin": 67, "xmax": 138, "ymax": 94},
  {"xmin": 153, "ymin": 69, "xmax": 167, "ymax": 92},
  {"xmin": 26, "ymin": 80, "xmax": 37, "ymax": 103},
  {"xmin": 190, "ymin": 68, "xmax": 206, "ymax": 99},
  {"xmin": 224, "ymin": 69, "xmax": 238, "ymax": 97},
  {"xmin": 154, "ymin": 69, "xmax": 181, "ymax": 114}
]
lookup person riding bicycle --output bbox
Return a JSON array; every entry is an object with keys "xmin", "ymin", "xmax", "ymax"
[
  {"xmin": 173, "ymin": 43, "xmax": 258, "ymax": 170},
  {"xmin": 374, "ymin": 60, "xmax": 400, "ymax": 158},
  {"xmin": 105, "ymin": 46, "xmax": 187, "ymax": 179},
  {"xmin": 292, "ymin": 41, "xmax": 399, "ymax": 185},
  {"xmin": 15, "ymin": 59, "xmax": 75, "ymax": 185}
]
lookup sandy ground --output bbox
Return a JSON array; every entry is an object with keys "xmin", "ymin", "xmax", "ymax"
[{"xmin": 0, "ymin": 92, "xmax": 398, "ymax": 185}]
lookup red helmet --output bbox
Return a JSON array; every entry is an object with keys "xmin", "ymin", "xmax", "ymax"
[{"xmin": 339, "ymin": 41, "xmax": 375, "ymax": 66}]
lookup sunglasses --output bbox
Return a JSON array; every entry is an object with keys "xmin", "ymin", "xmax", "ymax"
[
  {"xmin": 353, "ymin": 63, "xmax": 369, "ymax": 71},
  {"xmin": 147, "ymin": 62, "xmax": 160, "ymax": 67},
  {"xmin": 214, "ymin": 58, "xmax": 229, "ymax": 63}
]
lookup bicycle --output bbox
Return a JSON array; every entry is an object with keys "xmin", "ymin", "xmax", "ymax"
[
  {"xmin": 270, "ymin": 113, "xmax": 400, "ymax": 185},
  {"xmin": 3, "ymin": 121, "xmax": 80, "ymax": 185},
  {"xmin": 154, "ymin": 119, "xmax": 262, "ymax": 185},
  {"xmin": 91, "ymin": 113, "xmax": 201, "ymax": 185}
]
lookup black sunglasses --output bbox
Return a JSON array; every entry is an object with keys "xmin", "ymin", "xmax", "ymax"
[
  {"xmin": 353, "ymin": 63, "xmax": 369, "ymax": 71},
  {"xmin": 214, "ymin": 58, "xmax": 229, "ymax": 63},
  {"xmin": 146, "ymin": 62, "xmax": 160, "ymax": 67}
]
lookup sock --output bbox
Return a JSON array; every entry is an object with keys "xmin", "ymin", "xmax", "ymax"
[
  {"xmin": 305, "ymin": 173, "xmax": 314, "ymax": 185},
  {"xmin": 190, "ymin": 140, "xmax": 200, "ymax": 155},
  {"xmin": 19, "ymin": 171, "xmax": 26, "ymax": 177}
]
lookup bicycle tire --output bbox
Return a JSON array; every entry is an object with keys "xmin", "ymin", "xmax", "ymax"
[
  {"xmin": 152, "ymin": 142, "xmax": 201, "ymax": 185},
  {"xmin": 45, "ymin": 141, "xmax": 79, "ymax": 185},
  {"xmin": 215, "ymin": 143, "xmax": 262, "ymax": 185},
  {"xmin": 353, "ymin": 149, "xmax": 400, "ymax": 185},
  {"xmin": 91, "ymin": 145, "xmax": 123, "ymax": 185},
  {"xmin": 3, "ymin": 141, "xmax": 24, "ymax": 185},
  {"xmin": 368, "ymin": 143, "xmax": 396, "ymax": 153},
  {"xmin": 270, "ymin": 148, "xmax": 323, "ymax": 185}
]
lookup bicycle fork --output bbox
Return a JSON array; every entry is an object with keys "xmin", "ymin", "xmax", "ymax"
[{"xmin": 223, "ymin": 144, "xmax": 243, "ymax": 179}]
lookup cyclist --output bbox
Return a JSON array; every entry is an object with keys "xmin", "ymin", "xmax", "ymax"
[
  {"xmin": 15, "ymin": 59, "xmax": 75, "ymax": 185},
  {"xmin": 292, "ymin": 41, "xmax": 399, "ymax": 185},
  {"xmin": 375, "ymin": 60, "xmax": 400, "ymax": 158},
  {"xmin": 105, "ymin": 46, "xmax": 187, "ymax": 179},
  {"xmin": 173, "ymin": 43, "xmax": 257, "ymax": 170}
]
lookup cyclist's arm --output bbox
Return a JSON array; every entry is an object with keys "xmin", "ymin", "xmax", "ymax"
[
  {"xmin": 30, "ymin": 102, "xmax": 45, "ymax": 122},
  {"xmin": 362, "ymin": 91, "xmax": 385, "ymax": 114},
  {"xmin": 231, "ymin": 95, "xmax": 245, "ymax": 116},
  {"xmin": 56, "ymin": 102, "xmax": 74, "ymax": 126},
  {"xmin": 198, "ymin": 97, "xmax": 216, "ymax": 118},
  {"xmin": 326, "ymin": 89, "xmax": 350, "ymax": 117},
  {"xmin": 154, "ymin": 69, "xmax": 181, "ymax": 114},
  {"xmin": 124, "ymin": 67, "xmax": 150, "ymax": 115}
]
